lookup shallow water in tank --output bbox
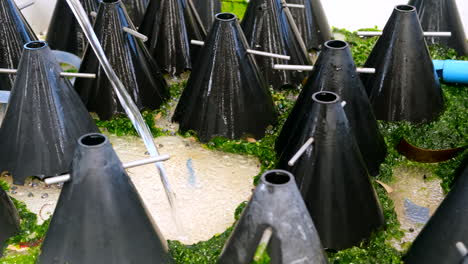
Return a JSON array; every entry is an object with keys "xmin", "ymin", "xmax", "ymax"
[{"xmin": 2, "ymin": 134, "xmax": 258, "ymax": 245}]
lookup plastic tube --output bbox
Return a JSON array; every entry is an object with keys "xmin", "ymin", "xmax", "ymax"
[{"xmin": 433, "ymin": 60, "xmax": 468, "ymax": 84}]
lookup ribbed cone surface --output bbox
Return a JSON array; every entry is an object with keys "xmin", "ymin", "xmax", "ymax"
[
  {"xmin": 408, "ymin": 0, "xmax": 468, "ymax": 56},
  {"xmin": 172, "ymin": 13, "xmax": 277, "ymax": 142},
  {"xmin": 46, "ymin": 0, "xmax": 99, "ymax": 57},
  {"xmin": 0, "ymin": 188, "xmax": 20, "ymax": 256},
  {"xmin": 0, "ymin": 0, "xmax": 37, "ymax": 91},
  {"xmin": 278, "ymin": 92, "xmax": 384, "ymax": 250},
  {"xmin": 139, "ymin": 0, "xmax": 192, "ymax": 75},
  {"xmin": 122, "ymin": 0, "xmax": 148, "ymax": 26},
  {"xmin": 405, "ymin": 163, "xmax": 468, "ymax": 264},
  {"xmin": 193, "ymin": 0, "xmax": 221, "ymax": 31},
  {"xmin": 288, "ymin": 0, "xmax": 331, "ymax": 50},
  {"xmin": 361, "ymin": 5, "xmax": 444, "ymax": 124},
  {"xmin": 180, "ymin": 0, "xmax": 207, "ymax": 62},
  {"xmin": 75, "ymin": 0, "xmax": 169, "ymax": 121},
  {"xmin": 38, "ymin": 133, "xmax": 173, "ymax": 264},
  {"xmin": 0, "ymin": 41, "xmax": 98, "ymax": 185},
  {"xmin": 241, "ymin": 0, "xmax": 310, "ymax": 89},
  {"xmin": 218, "ymin": 170, "xmax": 329, "ymax": 264},
  {"xmin": 276, "ymin": 40, "xmax": 387, "ymax": 176}
]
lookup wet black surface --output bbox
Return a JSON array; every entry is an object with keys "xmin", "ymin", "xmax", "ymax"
[
  {"xmin": 122, "ymin": 0, "xmax": 149, "ymax": 26},
  {"xmin": 75, "ymin": 0, "xmax": 169, "ymax": 120},
  {"xmin": 0, "ymin": 188, "xmax": 19, "ymax": 257},
  {"xmin": 0, "ymin": 0, "xmax": 37, "ymax": 91},
  {"xmin": 192, "ymin": 0, "xmax": 221, "ymax": 31},
  {"xmin": 361, "ymin": 5, "xmax": 444, "ymax": 124},
  {"xmin": 219, "ymin": 170, "xmax": 328, "ymax": 264},
  {"xmin": 38, "ymin": 133, "xmax": 173, "ymax": 263},
  {"xmin": 0, "ymin": 41, "xmax": 98, "ymax": 185},
  {"xmin": 278, "ymin": 91, "xmax": 384, "ymax": 250},
  {"xmin": 173, "ymin": 13, "xmax": 277, "ymax": 142}
]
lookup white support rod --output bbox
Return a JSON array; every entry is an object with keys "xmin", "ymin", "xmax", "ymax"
[
  {"xmin": 280, "ymin": 0, "xmax": 309, "ymax": 58},
  {"xmin": 190, "ymin": 40, "xmax": 290, "ymax": 60},
  {"xmin": 60, "ymin": 72, "xmax": 96, "ymax": 78},
  {"xmin": 90, "ymin": 11, "xmax": 97, "ymax": 18},
  {"xmin": 284, "ymin": 3, "xmax": 305, "ymax": 8},
  {"xmin": 122, "ymin": 154, "xmax": 171, "ymax": 169},
  {"xmin": 273, "ymin": 64, "xmax": 376, "ymax": 74},
  {"xmin": 357, "ymin": 31, "xmax": 452, "ymax": 37},
  {"xmin": 288, "ymin": 137, "xmax": 314, "ymax": 166},
  {"xmin": 456, "ymin": 242, "xmax": 468, "ymax": 257},
  {"xmin": 246, "ymin": 49, "xmax": 290, "ymax": 60},
  {"xmin": 122, "ymin": 27, "xmax": 148, "ymax": 42},
  {"xmin": 18, "ymin": 0, "xmax": 35, "ymax": 10},
  {"xmin": 253, "ymin": 227, "xmax": 274, "ymax": 262},
  {"xmin": 341, "ymin": 101, "xmax": 347, "ymax": 107},
  {"xmin": 0, "ymin": 68, "xmax": 96, "ymax": 78},
  {"xmin": 44, "ymin": 154, "xmax": 171, "ymax": 185}
]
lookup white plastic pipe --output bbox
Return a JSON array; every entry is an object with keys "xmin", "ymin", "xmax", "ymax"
[
  {"xmin": 341, "ymin": 101, "xmax": 347, "ymax": 107},
  {"xmin": 44, "ymin": 155, "xmax": 171, "ymax": 185},
  {"xmin": 190, "ymin": 40, "xmax": 290, "ymax": 60},
  {"xmin": 284, "ymin": 3, "xmax": 305, "ymax": 8},
  {"xmin": 253, "ymin": 227, "xmax": 274, "ymax": 262},
  {"xmin": 288, "ymin": 137, "xmax": 314, "ymax": 166},
  {"xmin": 456, "ymin": 242, "xmax": 468, "ymax": 257},
  {"xmin": 273, "ymin": 64, "xmax": 376, "ymax": 74},
  {"xmin": 90, "ymin": 11, "xmax": 97, "ymax": 18},
  {"xmin": 122, "ymin": 27, "xmax": 148, "ymax": 42},
  {"xmin": 357, "ymin": 31, "xmax": 452, "ymax": 37},
  {"xmin": 280, "ymin": 0, "xmax": 309, "ymax": 57},
  {"xmin": 0, "ymin": 68, "xmax": 96, "ymax": 78}
]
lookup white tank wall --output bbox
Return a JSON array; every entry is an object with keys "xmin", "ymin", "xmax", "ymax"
[{"xmin": 14, "ymin": 0, "xmax": 468, "ymax": 37}]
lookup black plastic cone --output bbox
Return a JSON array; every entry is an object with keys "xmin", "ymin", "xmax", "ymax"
[
  {"xmin": 172, "ymin": 13, "xmax": 277, "ymax": 142},
  {"xmin": 288, "ymin": 0, "xmax": 331, "ymax": 50},
  {"xmin": 38, "ymin": 133, "xmax": 173, "ymax": 263},
  {"xmin": 408, "ymin": 0, "xmax": 468, "ymax": 56},
  {"xmin": 361, "ymin": 5, "xmax": 444, "ymax": 124},
  {"xmin": 241, "ymin": 0, "xmax": 310, "ymax": 89},
  {"xmin": 192, "ymin": 0, "xmax": 221, "ymax": 30},
  {"xmin": 0, "ymin": 41, "xmax": 99, "ymax": 185},
  {"xmin": 218, "ymin": 170, "xmax": 328, "ymax": 264},
  {"xmin": 139, "ymin": 0, "xmax": 192, "ymax": 75},
  {"xmin": 46, "ymin": 0, "xmax": 99, "ymax": 57},
  {"xmin": 0, "ymin": 188, "xmax": 20, "ymax": 256},
  {"xmin": 276, "ymin": 40, "xmax": 387, "ymax": 176},
  {"xmin": 0, "ymin": 0, "xmax": 37, "ymax": 91},
  {"xmin": 405, "ymin": 163, "xmax": 468, "ymax": 264},
  {"xmin": 180, "ymin": 0, "xmax": 207, "ymax": 61},
  {"xmin": 75, "ymin": 0, "xmax": 169, "ymax": 121},
  {"xmin": 122, "ymin": 0, "xmax": 149, "ymax": 26},
  {"xmin": 278, "ymin": 91, "xmax": 384, "ymax": 250}
]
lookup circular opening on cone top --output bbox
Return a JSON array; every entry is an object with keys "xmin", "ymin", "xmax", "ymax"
[
  {"xmin": 103, "ymin": 0, "xmax": 119, "ymax": 3},
  {"xmin": 80, "ymin": 133, "xmax": 108, "ymax": 147},
  {"xmin": 216, "ymin": 13, "xmax": 237, "ymax": 21},
  {"xmin": 312, "ymin": 91, "xmax": 340, "ymax": 104},
  {"xmin": 395, "ymin": 5, "xmax": 415, "ymax": 12},
  {"xmin": 24, "ymin": 41, "xmax": 47, "ymax": 50},
  {"xmin": 325, "ymin": 40, "xmax": 348, "ymax": 50},
  {"xmin": 263, "ymin": 170, "xmax": 292, "ymax": 185}
]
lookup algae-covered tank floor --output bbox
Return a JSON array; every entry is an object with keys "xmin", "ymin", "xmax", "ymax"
[{"xmin": 2, "ymin": 134, "xmax": 258, "ymax": 245}]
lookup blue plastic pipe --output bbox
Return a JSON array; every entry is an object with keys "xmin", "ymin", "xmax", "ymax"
[{"xmin": 433, "ymin": 60, "xmax": 468, "ymax": 84}]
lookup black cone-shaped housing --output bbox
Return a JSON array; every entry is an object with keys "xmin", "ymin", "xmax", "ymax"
[
  {"xmin": 75, "ymin": 0, "xmax": 169, "ymax": 121},
  {"xmin": 180, "ymin": 0, "xmax": 206, "ymax": 62},
  {"xmin": 193, "ymin": 0, "xmax": 221, "ymax": 30},
  {"xmin": 405, "ymin": 163, "xmax": 468, "ymax": 264},
  {"xmin": 278, "ymin": 91, "xmax": 384, "ymax": 250},
  {"xmin": 276, "ymin": 40, "xmax": 387, "ymax": 176},
  {"xmin": 361, "ymin": 5, "xmax": 443, "ymax": 124},
  {"xmin": 139, "ymin": 0, "xmax": 192, "ymax": 75},
  {"xmin": 173, "ymin": 13, "xmax": 277, "ymax": 142},
  {"xmin": 0, "ymin": 188, "xmax": 20, "ymax": 256},
  {"xmin": 0, "ymin": 0, "xmax": 37, "ymax": 91},
  {"xmin": 218, "ymin": 170, "xmax": 328, "ymax": 264},
  {"xmin": 0, "ymin": 41, "xmax": 98, "ymax": 185},
  {"xmin": 241, "ymin": 0, "xmax": 310, "ymax": 89},
  {"xmin": 122, "ymin": 0, "xmax": 149, "ymax": 26},
  {"xmin": 38, "ymin": 133, "xmax": 173, "ymax": 263},
  {"xmin": 288, "ymin": 0, "xmax": 331, "ymax": 50},
  {"xmin": 408, "ymin": 0, "xmax": 468, "ymax": 56},
  {"xmin": 46, "ymin": 0, "xmax": 99, "ymax": 57}
]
